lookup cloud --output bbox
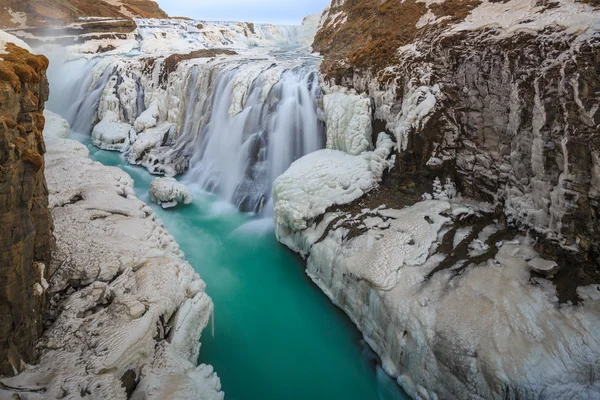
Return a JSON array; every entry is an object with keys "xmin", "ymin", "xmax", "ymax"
[{"xmin": 156, "ymin": 0, "xmax": 330, "ymax": 25}]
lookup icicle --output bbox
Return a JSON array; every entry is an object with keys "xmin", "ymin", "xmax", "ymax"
[{"xmin": 211, "ymin": 307, "xmax": 215, "ymax": 338}]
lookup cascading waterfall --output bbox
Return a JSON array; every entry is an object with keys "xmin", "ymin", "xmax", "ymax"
[
  {"xmin": 183, "ymin": 64, "xmax": 323, "ymax": 213},
  {"xmin": 47, "ymin": 48, "xmax": 324, "ymax": 215},
  {"xmin": 37, "ymin": 17, "xmax": 410, "ymax": 400}
]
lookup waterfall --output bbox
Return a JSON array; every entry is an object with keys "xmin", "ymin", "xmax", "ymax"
[
  {"xmin": 43, "ymin": 17, "xmax": 324, "ymax": 215},
  {"xmin": 46, "ymin": 57, "xmax": 113, "ymax": 135},
  {"xmin": 182, "ymin": 63, "xmax": 323, "ymax": 214}
]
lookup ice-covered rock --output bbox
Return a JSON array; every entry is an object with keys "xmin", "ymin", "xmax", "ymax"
[
  {"xmin": 275, "ymin": 190, "xmax": 600, "ymax": 399},
  {"xmin": 273, "ymin": 133, "xmax": 394, "ymax": 235},
  {"xmin": 128, "ymin": 122, "xmax": 175, "ymax": 168},
  {"xmin": 0, "ymin": 113, "xmax": 223, "ymax": 400},
  {"xmin": 43, "ymin": 109, "xmax": 70, "ymax": 139},
  {"xmin": 134, "ymin": 101, "xmax": 160, "ymax": 133},
  {"xmin": 149, "ymin": 177, "xmax": 193, "ymax": 209},
  {"xmin": 0, "ymin": 30, "xmax": 30, "ymax": 53},
  {"xmin": 322, "ymin": 86, "xmax": 372, "ymax": 155},
  {"xmin": 91, "ymin": 110, "xmax": 135, "ymax": 152},
  {"xmin": 528, "ymin": 257, "xmax": 559, "ymax": 278}
]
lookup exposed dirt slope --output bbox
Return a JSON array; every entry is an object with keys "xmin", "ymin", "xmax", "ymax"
[{"xmin": 0, "ymin": 0, "xmax": 168, "ymax": 28}]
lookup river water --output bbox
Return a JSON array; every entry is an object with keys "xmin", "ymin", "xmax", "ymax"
[
  {"xmin": 77, "ymin": 146, "xmax": 408, "ymax": 400},
  {"xmin": 44, "ymin": 20, "xmax": 410, "ymax": 397}
]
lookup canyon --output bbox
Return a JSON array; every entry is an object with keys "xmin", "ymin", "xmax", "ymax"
[{"xmin": 0, "ymin": 0, "xmax": 599, "ymax": 399}]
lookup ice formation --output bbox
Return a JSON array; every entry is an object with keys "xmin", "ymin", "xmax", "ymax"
[
  {"xmin": 322, "ymin": 86, "xmax": 373, "ymax": 155},
  {"xmin": 275, "ymin": 192, "xmax": 600, "ymax": 399},
  {"xmin": 273, "ymin": 133, "xmax": 395, "ymax": 235},
  {"xmin": 149, "ymin": 177, "xmax": 193, "ymax": 209},
  {"xmin": 91, "ymin": 110, "xmax": 135, "ymax": 152},
  {"xmin": 0, "ymin": 113, "xmax": 223, "ymax": 400},
  {"xmin": 41, "ymin": 16, "xmax": 324, "ymax": 213}
]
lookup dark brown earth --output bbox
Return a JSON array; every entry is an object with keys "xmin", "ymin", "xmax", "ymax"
[
  {"xmin": 0, "ymin": 0, "xmax": 167, "ymax": 29},
  {"xmin": 143, "ymin": 49, "xmax": 238, "ymax": 86}
]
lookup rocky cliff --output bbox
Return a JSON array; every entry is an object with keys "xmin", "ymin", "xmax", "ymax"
[
  {"xmin": 0, "ymin": 35, "xmax": 53, "ymax": 376},
  {"xmin": 273, "ymin": 1, "xmax": 600, "ymax": 399},
  {"xmin": 313, "ymin": 0, "xmax": 600, "ymax": 297},
  {"xmin": 0, "ymin": 0, "xmax": 167, "ymax": 28}
]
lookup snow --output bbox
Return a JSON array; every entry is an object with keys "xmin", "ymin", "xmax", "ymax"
[
  {"xmin": 528, "ymin": 257, "xmax": 559, "ymax": 278},
  {"xmin": 432, "ymin": 177, "xmax": 457, "ymax": 200},
  {"xmin": 273, "ymin": 133, "xmax": 395, "ymax": 234},
  {"xmin": 338, "ymin": 200, "xmax": 452, "ymax": 290},
  {"xmin": 128, "ymin": 122, "xmax": 174, "ymax": 166},
  {"xmin": 8, "ymin": 10, "xmax": 27, "ymax": 29},
  {"xmin": 0, "ymin": 29, "xmax": 31, "ymax": 55},
  {"xmin": 134, "ymin": 101, "xmax": 159, "ymax": 132},
  {"xmin": 276, "ymin": 192, "xmax": 600, "ymax": 399},
  {"xmin": 453, "ymin": 226, "xmax": 472, "ymax": 248},
  {"xmin": 8, "ymin": 111, "xmax": 223, "ymax": 400},
  {"xmin": 44, "ymin": 110, "xmax": 71, "ymax": 139},
  {"xmin": 91, "ymin": 110, "xmax": 135, "ymax": 152},
  {"xmin": 228, "ymin": 63, "xmax": 266, "ymax": 117},
  {"xmin": 322, "ymin": 86, "xmax": 373, "ymax": 155},
  {"xmin": 149, "ymin": 177, "xmax": 193, "ymax": 209},
  {"xmin": 451, "ymin": 0, "xmax": 600, "ymax": 36},
  {"xmin": 390, "ymin": 85, "xmax": 439, "ymax": 150}
]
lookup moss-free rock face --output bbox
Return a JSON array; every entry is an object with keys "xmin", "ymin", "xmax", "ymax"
[{"xmin": 0, "ymin": 39, "xmax": 53, "ymax": 376}]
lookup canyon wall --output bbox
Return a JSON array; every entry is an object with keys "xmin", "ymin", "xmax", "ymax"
[
  {"xmin": 274, "ymin": 1, "xmax": 600, "ymax": 398},
  {"xmin": 314, "ymin": 0, "xmax": 600, "ymax": 287},
  {"xmin": 0, "ymin": 38, "xmax": 53, "ymax": 375}
]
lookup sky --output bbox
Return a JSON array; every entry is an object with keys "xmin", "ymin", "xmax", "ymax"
[{"xmin": 156, "ymin": 0, "xmax": 331, "ymax": 25}]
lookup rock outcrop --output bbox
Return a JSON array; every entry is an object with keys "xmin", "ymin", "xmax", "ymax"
[
  {"xmin": 0, "ymin": 35, "xmax": 53, "ymax": 376},
  {"xmin": 274, "ymin": 1, "xmax": 600, "ymax": 399},
  {"xmin": 314, "ymin": 0, "xmax": 600, "ymax": 276},
  {"xmin": 149, "ymin": 177, "xmax": 193, "ymax": 209},
  {"xmin": 0, "ymin": 111, "xmax": 223, "ymax": 399}
]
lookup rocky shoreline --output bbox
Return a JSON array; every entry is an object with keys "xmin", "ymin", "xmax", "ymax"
[{"xmin": 0, "ymin": 111, "xmax": 223, "ymax": 399}]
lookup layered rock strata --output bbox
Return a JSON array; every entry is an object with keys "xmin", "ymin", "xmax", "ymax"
[
  {"xmin": 0, "ymin": 0, "xmax": 167, "ymax": 29},
  {"xmin": 0, "ymin": 36, "xmax": 53, "ymax": 376}
]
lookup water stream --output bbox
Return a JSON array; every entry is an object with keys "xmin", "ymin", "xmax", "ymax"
[
  {"xmin": 44, "ymin": 21, "xmax": 410, "ymax": 398},
  {"xmin": 85, "ymin": 146, "xmax": 409, "ymax": 400}
]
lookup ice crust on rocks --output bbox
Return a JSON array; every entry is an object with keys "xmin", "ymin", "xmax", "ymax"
[
  {"xmin": 0, "ymin": 113, "xmax": 223, "ymax": 400},
  {"xmin": 274, "ymin": 66, "xmax": 600, "ymax": 396},
  {"xmin": 149, "ymin": 177, "xmax": 193, "ymax": 209},
  {"xmin": 275, "ymin": 194, "xmax": 600, "ymax": 399},
  {"xmin": 91, "ymin": 110, "xmax": 135, "ymax": 152},
  {"xmin": 0, "ymin": 30, "xmax": 30, "ymax": 54},
  {"xmin": 134, "ymin": 101, "xmax": 159, "ymax": 133},
  {"xmin": 43, "ymin": 110, "xmax": 70, "ymax": 139},
  {"xmin": 322, "ymin": 86, "xmax": 373, "ymax": 155},
  {"xmin": 273, "ymin": 133, "xmax": 395, "ymax": 234}
]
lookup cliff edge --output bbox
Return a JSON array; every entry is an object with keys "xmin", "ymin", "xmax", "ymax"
[{"xmin": 0, "ymin": 33, "xmax": 53, "ymax": 376}]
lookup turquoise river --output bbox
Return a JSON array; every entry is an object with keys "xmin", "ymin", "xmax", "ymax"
[{"xmin": 76, "ymin": 138, "xmax": 409, "ymax": 400}]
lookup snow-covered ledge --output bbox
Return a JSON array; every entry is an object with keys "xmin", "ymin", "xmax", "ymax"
[
  {"xmin": 0, "ymin": 111, "xmax": 223, "ymax": 400},
  {"xmin": 273, "ymin": 121, "xmax": 600, "ymax": 399}
]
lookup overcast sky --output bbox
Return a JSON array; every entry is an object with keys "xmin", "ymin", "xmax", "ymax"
[{"xmin": 156, "ymin": 0, "xmax": 330, "ymax": 25}]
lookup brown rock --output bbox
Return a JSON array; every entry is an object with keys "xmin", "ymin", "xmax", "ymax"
[{"xmin": 0, "ymin": 44, "xmax": 53, "ymax": 376}]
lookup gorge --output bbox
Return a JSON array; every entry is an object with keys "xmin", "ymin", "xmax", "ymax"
[{"xmin": 1, "ymin": 0, "xmax": 599, "ymax": 399}]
